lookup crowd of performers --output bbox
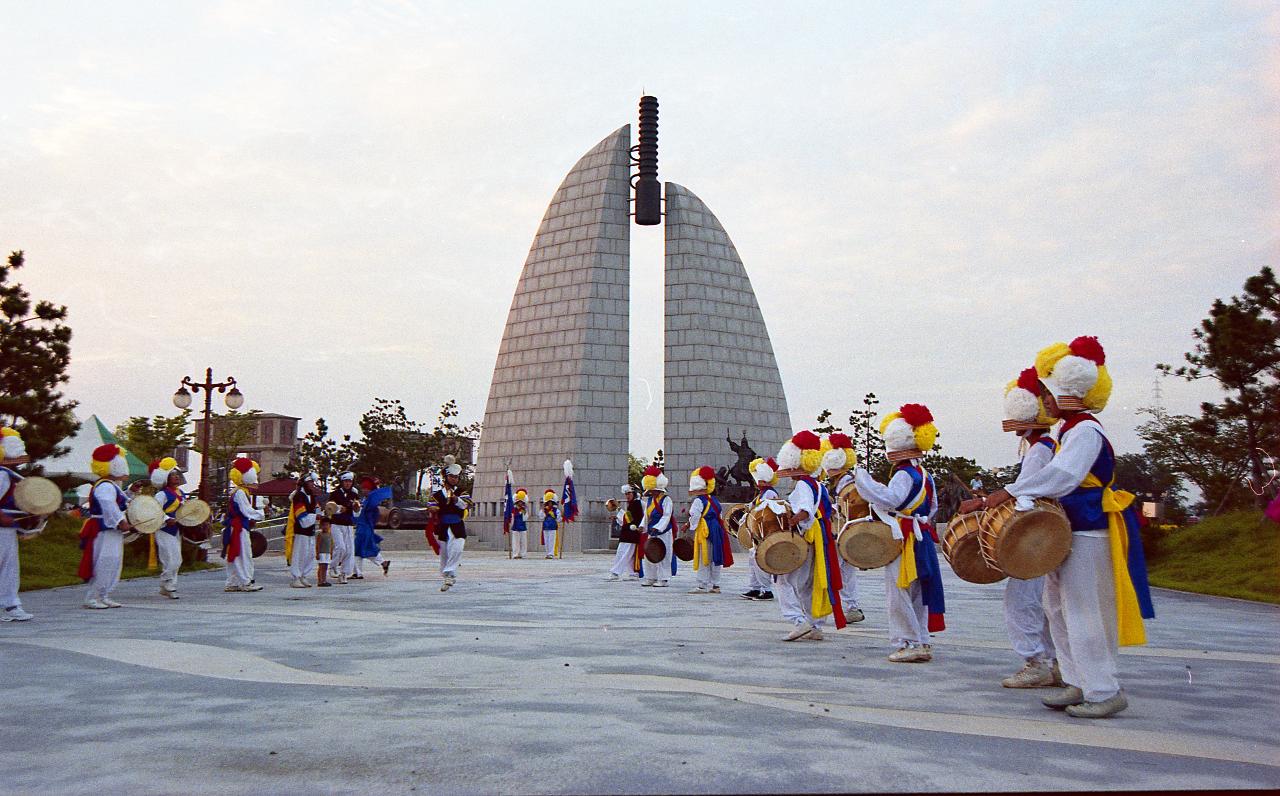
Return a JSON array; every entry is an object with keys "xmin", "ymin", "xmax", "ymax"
[{"xmin": 1, "ymin": 335, "xmax": 1154, "ymax": 718}]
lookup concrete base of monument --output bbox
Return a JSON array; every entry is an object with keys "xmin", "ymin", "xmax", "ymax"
[{"xmin": 3, "ymin": 552, "xmax": 1277, "ymax": 793}]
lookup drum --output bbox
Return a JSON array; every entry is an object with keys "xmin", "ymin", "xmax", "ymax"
[
  {"xmin": 15, "ymin": 515, "xmax": 47, "ymax": 539},
  {"xmin": 250, "ymin": 530, "xmax": 268, "ymax": 558},
  {"xmin": 643, "ymin": 536, "xmax": 667, "ymax": 563},
  {"xmin": 942, "ymin": 512, "xmax": 1006, "ymax": 584},
  {"xmin": 979, "ymin": 499, "xmax": 1072, "ymax": 580},
  {"xmin": 180, "ymin": 521, "xmax": 211, "ymax": 545},
  {"xmin": 672, "ymin": 536, "xmax": 694, "ymax": 562},
  {"xmin": 175, "ymin": 498, "xmax": 211, "ymax": 527},
  {"xmin": 751, "ymin": 500, "xmax": 807, "ymax": 575},
  {"xmin": 323, "ymin": 501, "xmax": 341, "ymax": 517},
  {"xmin": 836, "ymin": 519, "xmax": 899, "ymax": 569},
  {"xmin": 14, "ymin": 476, "xmax": 61, "ymax": 516},
  {"xmin": 125, "ymin": 494, "xmax": 166, "ymax": 535},
  {"xmin": 725, "ymin": 504, "xmax": 752, "ymax": 550},
  {"xmin": 745, "ymin": 499, "xmax": 789, "ymax": 540},
  {"xmin": 605, "ymin": 498, "xmax": 619, "ymax": 513},
  {"xmin": 837, "ymin": 484, "xmax": 871, "ymax": 523}
]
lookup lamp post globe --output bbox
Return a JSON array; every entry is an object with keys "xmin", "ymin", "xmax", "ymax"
[
  {"xmin": 172, "ymin": 388, "xmax": 193, "ymax": 410},
  {"xmin": 225, "ymin": 387, "xmax": 245, "ymax": 410}
]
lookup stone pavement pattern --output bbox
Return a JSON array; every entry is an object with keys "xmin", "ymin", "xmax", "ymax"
[{"xmin": 2, "ymin": 551, "xmax": 1278, "ymax": 794}]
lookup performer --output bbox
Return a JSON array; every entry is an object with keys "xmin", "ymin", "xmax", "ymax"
[
  {"xmin": 353, "ymin": 480, "xmax": 393, "ymax": 575},
  {"xmin": 774, "ymin": 431, "xmax": 845, "ymax": 641},
  {"xmin": 960, "ymin": 368, "xmax": 1062, "ymax": 688},
  {"xmin": 606, "ymin": 485, "xmax": 643, "ymax": 580},
  {"xmin": 738, "ymin": 458, "xmax": 777, "ymax": 601},
  {"xmin": 541, "ymin": 490, "xmax": 560, "ymax": 559},
  {"xmin": 639, "ymin": 465, "xmax": 673, "ymax": 587},
  {"xmin": 0, "ymin": 428, "xmax": 34, "ymax": 621},
  {"xmin": 79, "ymin": 444, "xmax": 134, "ymax": 609},
  {"xmin": 223, "ymin": 457, "xmax": 264, "ymax": 592},
  {"xmin": 287, "ymin": 472, "xmax": 321, "ymax": 588},
  {"xmin": 854, "ymin": 405, "xmax": 945, "ymax": 662},
  {"xmin": 688, "ymin": 466, "xmax": 733, "ymax": 594},
  {"xmin": 149, "ymin": 457, "xmax": 186, "ymax": 599},
  {"xmin": 431, "ymin": 455, "xmax": 469, "ymax": 591},
  {"xmin": 327, "ymin": 472, "xmax": 360, "ymax": 583},
  {"xmin": 822, "ymin": 434, "xmax": 865, "ymax": 623},
  {"xmin": 985, "ymin": 337, "xmax": 1153, "ymax": 718},
  {"xmin": 511, "ymin": 489, "xmax": 529, "ymax": 558}
]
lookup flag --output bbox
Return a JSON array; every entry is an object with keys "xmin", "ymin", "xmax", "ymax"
[
  {"xmin": 503, "ymin": 469, "xmax": 515, "ymax": 534},
  {"xmin": 561, "ymin": 459, "xmax": 579, "ymax": 523}
]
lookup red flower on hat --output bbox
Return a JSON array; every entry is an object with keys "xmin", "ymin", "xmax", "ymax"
[
  {"xmin": 232, "ymin": 458, "xmax": 255, "ymax": 474},
  {"xmin": 899, "ymin": 404, "xmax": 934, "ymax": 428},
  {"xmin": 791, "ymin": 430, "xmax": 821, "ymax": 450},
  {"xmin": 1069, "ymin": 336, "xmax": 1105, "ymax": 365},
  {"xmin": 697, "ymin": 465, "xmax": 716, "ymax": 482},
  {"xmin": 148, "ymin": 458, "xmax": 162, "ymax": 474},
  {"xmin": 643, "ymin": 464, "xmax": 663, "ymax": 477},
  {"xmin": 92, "ymin": 444, "xmax": 120, "ymax": 462},
  {"xmin": 828, "ymin": 432, "xmax": 853, "ymax": 449},
  {"xmin": 766, "ymin": 457, "xmax": 778, "ymax": 470},
  {"xmin": 1016, "ymin": 367, "xmax": 1041, "ymax": 393}
]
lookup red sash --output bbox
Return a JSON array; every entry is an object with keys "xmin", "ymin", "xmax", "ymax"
[
  {"xmin": 77, "ymin": 518, "xmax": 102, "ymax": 581},
  {"xmin": 225, "ymin": 516, "xmax": 244, "ymax": 563}
]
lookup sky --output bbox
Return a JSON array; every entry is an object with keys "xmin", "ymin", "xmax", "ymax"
[{"xmin": 4, "ymin": 0, "xmax": 1278, "ymax": 476}]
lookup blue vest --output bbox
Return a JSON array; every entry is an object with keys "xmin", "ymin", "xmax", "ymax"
[
  {"xmin": 892, "ymin": 463, "xmax": 936, "ymax": 518},
  {"xmin": 1056, "ymin": 417, "xmax": 1115, "ymax": 533},
  {"xmin": 89, "ymin": 479, "xmax": 128, "ymax": 527}
]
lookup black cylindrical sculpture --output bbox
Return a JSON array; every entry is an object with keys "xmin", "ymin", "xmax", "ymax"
[{"xmin": 633, "ymin": 95, "xmax": 661, "ymax": 225}]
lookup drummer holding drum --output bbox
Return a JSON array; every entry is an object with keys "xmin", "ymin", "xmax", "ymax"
[
  {"xmin": 149, "ymin": 457, "xmax": 188, "ymax": 600},
  {"xmin": 821, "ymin": 433, "xmax": 865, "ymax": 624},
  {"xmin": 79, "ymin": 444, "xmax": 136, "ymax": 609},
  {"xmin": 0, "ymin": 428, "xmax": 36, "ymax": 621}
]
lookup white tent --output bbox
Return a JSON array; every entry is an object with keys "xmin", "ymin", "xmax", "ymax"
[{"xmin": 36, "ymin": 414, "xmax": 150, "ymax": 482}]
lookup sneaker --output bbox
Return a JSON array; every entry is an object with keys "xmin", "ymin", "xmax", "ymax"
[
  {"xmin": 337, "ymin": 575, "xmax": 348, "ymax": 584},
  {"xmin": 243, "ymin": 584, "xmax": 263, "ymax": 592},
  {"xmin": 3, "ymin": 606, "xmax": 33, "ymax": 621},
  {"xmin": 919, "ymin": 645, "xmax": 933, "ymax": 661},
  {"xmin": 1002, "ymin": 659, "xmax": 1056, "ymax": 688},
  {"xmin": 1065, "ymin": 692, "xmax": 1128, "ymax": 719},
  {"xmin": 440, "ymin": 579, "xmax": 453, "ymax": 592},
  {"xmin": 804, "ymin": 628, "xmax": 825, "ymax": 641},
  {"xmin": 754, "ymin": 591, "xmax": 775, "ymax": 601},
  {"xmin": 653, "ymin": 581, "xmax": 669, "ymax": 588},
  {"xmin": 739, "ymin": 590, "xmax": 760, "ymax": 600},
  {"xmin": 641, "ymin": 580, "xmax": 656, "ymax": 587},
  {"xmin": 224, "ymin": 585, "xmax": 245, "ymax": 593},
  {"xmin": 83, "ymin": 598, "xmax": 109, "ymax": 609},
  {"xmin": 1041, "ymin": 686, "xmax": 1085, "ymax": 710},
  {"xmin": 160, "ymin": 590, "xmax": 180, "ymax": 600},
  {"xmin": 888, "ymin": 646, "xmax": 927, "ymax": 663},
  {"xmin": 318, "ymin": 581, "xmax": 332, "ymax": 587},
  {"xmin": 382, "ymin": 561, "xmax": 391, "ymax": 576},
  {"xmin": 290, "ymin": 579, "xmax": 308, "ymax": 589},
  {"xmin": 687, "ymin": 586, "xmax": 710, "ymax": 594},
  {"xmin": 709, "ymin": 586, "xmax": 721, "ymax": 594},
  {"xmin": 845, "ymin": 607, "xmax": 866, "ymax": 623},
  {"xmin": 605, "ymin": 573, "xmax": 620, "ymax": 581},
  {"xmin": 785, "ymin": 624, "xmax": 816, "ymax": 642},
  {"xmin": 350, "ymin": 574, "xmax": 364, "ymax": 580},
  {"xmin": 102, "ymin": 598, "xmax": 123, "ymax": 608},
  {"xmin": 545, "ymin": 555, "xmax": 554, "ymax": 559}
]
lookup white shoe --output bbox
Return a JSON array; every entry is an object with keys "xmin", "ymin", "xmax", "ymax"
[
  {"xmin": 653, "ymin": 581, "xmax": 669, "ymax": 588},
  {"xmin": 803, "ymin": 628, "xmax": 825, "ymax": 641},
  {"xmin": 605, "ymin": 573, "xmax": 620, "ymax": 581},
  {"xmin": 290, "ymin": 578, "xmax": 308, "ymax": 588},
  {"xmin": 440, "ymin": 579, "xmax": 453, "ymax": 592},
  {"xmin": 641, "ymin": 580, "xmax": 656, "ymax": 587},
  {"xmin": 160, "ymin": 589, "xmax": 179, "ymax": 600},
  {"xmin": 784, "ymin": 624, "xmax": 816, "ymax": 642},
  {"xmin": 1002, "ymin": 658, "xmax": 1055, "ymax": 688},
  {"xmin": 243, "ymin": 584, "xmax": 263, "ymax": 592},
  {"xmin": 3, "ymin": 606, "xmax": 34, "ymax": 621},
  {"xmin": 83, "ymin": 598, "xmax": 109, "ymax": 609},
  {"xmin": 102, "ymin": 598, "xmax": 123, "ymax": 608},
  {"xmin": 687, "ymin": 586, "xmax": 710, "ymax": 594}
]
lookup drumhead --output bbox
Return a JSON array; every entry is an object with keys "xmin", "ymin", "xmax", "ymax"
[
  {"xmin": 836, "ymin": 520, "xmax": 899, "ymax": 569},
  {"xmin": 125, "ymin": 494, "xmax": 165, "ymax": 534},
  {"xmin": 672, "ymin": 536, "xmax": 694, "ymax": 562},
  {"xmin": 13, "ymin": 476, "xmax": 61, "ymax": 515},
  {"xmin": 175, "ymin": 498, "xmax": 211, "ymax": 526},
  {"xmin": 250, "ymin": 530, "xmax": 268, "ymax": 558},
  {"xmin": 996, "ymin": 503, "xmax": 1072, "ymax": 579},
  {"xmin": 755, "ymin": 531, "xmax": 809, "ymax": 575}
]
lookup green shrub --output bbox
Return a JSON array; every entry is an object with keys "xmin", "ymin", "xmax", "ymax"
[{"xmin": 1145, "ymin": 511, "xmax": 1278, "ymax": 604}]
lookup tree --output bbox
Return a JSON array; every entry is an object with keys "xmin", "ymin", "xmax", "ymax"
[
  {"xmin": 627, "ymin": 453, "xmax": 646, "ymax": 486},
  {"xmin": 848, "ymin": 392, "xmax": 885, "ymax": 472},
  {"xmin": 1159, "ymin": 266, "xmax": 1280, "ymax": 506},
  {"xmin": 350, "ymin": 399, "xmax": 422, "ymax": 494},
  {"xmin": 1113, "ymin": 451, "xmax": 1187, "ymax": 523},
  {"xmin": 1137, "ymin": 409, "xmax": 1253, "ymax": 515},
  {"xmin": 115, "ymin": 410, "xmax": 193, "ymax": 465},
  {"xmin": 286, "ymin": 418, "xmax": 354, "ymax": 490},
  {"xmin": 0, "ymin": 250, "xmax": 79, "ymax": 462},
  {"xmin": 814, "ymin": 409, "xmax": 842, "ymax": 435}
]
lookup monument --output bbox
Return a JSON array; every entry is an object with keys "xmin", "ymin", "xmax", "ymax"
[{"xmin": 471, "ymin": 99, "xmax": 792, "ymax": 550}]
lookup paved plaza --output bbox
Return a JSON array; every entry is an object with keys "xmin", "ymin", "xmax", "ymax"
[{"xmin": 2, "ymin": 550, "xmax": 1278, "ymax": 794}]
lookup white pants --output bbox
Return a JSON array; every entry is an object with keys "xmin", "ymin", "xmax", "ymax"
[
  {"xmin": 839, "ymin": 560, "xmax": 860, "ymax": 610},
  {"xmin": 511, "ymin": 531, "xmax": 528, "ymax": 558},
  {"xmin": 225, "ymin": 530, "xmax": 255, "ymax": 587},
  {"xmin": 884, "ymin": 554, "xmax": 928, "ymax": 648},
  {"xmin": 331, "ymin": 524, "xmax": 354, "ymax": 575},
  {"xmin": 1045, "ymin": 534, "xmax": 1120, "ymax": 702},
  {"xmin": 0, "ymin": 528, "xmax": 21, "ymax": 610},
  {"xmin": 746, "ymin": 550, "xmax": 771, "ymax": 593},
  {"xmin": 542, "ymin": 527, "xmax": 557, "ymax": 555},
  {"xmin": 610, "ymin": 542, "xmax": 636, "ymax": 576},
  {"xmin": 641, "ymin": 531, "xmax": 672, "ymax": 583},
  {"xmin": 156, "ymin": 531, "xmax": 182, "ymax": 592},
  {"xmin": 289, "ymin": 534, "xmax": 316, "ymax": 580},
  {"xmin": 353, "ymin": 552, "xmax": 385, "ymax": 572},
  {"xmin": 1005, "ymin": 575, "xmax": 1055, "ymax": 662},
  {"xmin": 775, "ymin": 551, "xmax": 823, "ymax": 628},
  {"xmin": 695, "ymin": 562, "xmax": 722, "ymax": 588},
  {"xmin": 440, "ymin": 529, "xmax": 465, "ymax": 577},
  {"xmin": 86, "ymin": 529, "xmax": 124, "ymax": 601}
]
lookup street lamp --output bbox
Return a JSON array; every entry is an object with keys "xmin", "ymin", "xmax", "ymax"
[{"xmin": 173, "ymin": 368, "xmax": 243, "ymax": 503}]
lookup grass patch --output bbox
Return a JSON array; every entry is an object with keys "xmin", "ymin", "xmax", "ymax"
[
  {"xmin": 18, "ymin": 513, "xmax": 219, "ymax": 592},
  {"xmin": 1145, "ymin": 511, "xmax": 1279, "ymax": 604}
]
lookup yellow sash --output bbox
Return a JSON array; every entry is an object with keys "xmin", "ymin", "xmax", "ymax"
[
  {"xmin": 691, "ymin": 500, "xmax": 712, "ymax": 570},
  {"xmin": 284, "ymin": 503, "xmax": 299, "ymax": 564},
  {"xmin": 893, "ymin": 471, "xmax": 929, "ymax": 589},
  {"xmin": 802, "ymin": 518, "xmax": 836, "ymax": 620},
  {"xmin": 1080, "ymin": 474, "xmax": 1146, "ymax": 646}
]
